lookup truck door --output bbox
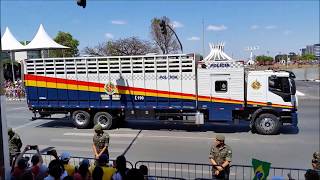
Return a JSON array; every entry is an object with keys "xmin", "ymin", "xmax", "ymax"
[{"xmin": 210, "ymin": 74, "xmax": 232, "ymax": 121}]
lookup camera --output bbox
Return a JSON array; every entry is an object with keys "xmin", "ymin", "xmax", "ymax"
[
  {"xmin": 29, "ymin": 145, "xmax": 37, "ymax": 150},
  {"xmin": 47, "ymin": 150, "xmax": 55, "ymax": 156}
]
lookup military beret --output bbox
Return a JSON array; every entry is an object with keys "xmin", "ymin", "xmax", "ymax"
[
  {"xmin": 216, "ymin": 134, "xmax": 225, "ymax": 141},
  {"xmin": 8, "ymin": 128, "xmax": 13, "ymax": 133},
  {"xmin": 94, "ymin": 124, "xmax": 102, "ymax": 131}
]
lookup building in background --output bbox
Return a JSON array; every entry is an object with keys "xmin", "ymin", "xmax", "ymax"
[{"xmin": 301, "ymin": 43, "xmax": 320, "ymax": 60}]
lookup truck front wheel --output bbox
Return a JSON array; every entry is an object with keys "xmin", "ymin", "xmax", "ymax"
[
  {"xmin": 94, "ymin": 112, "xmax": 113, "ymax": 130},
  {"xmin": 254, "ymin": 113, "xmax": 281, "ymax": 135},
  {"xmin": 72, "ymin": 110, "xmax": 91, "ymax": 129}
]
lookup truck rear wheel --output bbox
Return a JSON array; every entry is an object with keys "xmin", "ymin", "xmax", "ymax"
[
  {"xmin": 72, "ymin": 110, "xmax": 91, "ymax": 129},
  {"xmin": 94, "ymin": 112, "xmax": 113, "ymax": 130},
  {"xmin": 254, "ymin": 113, "xmax": 281, "ymax": 135}
]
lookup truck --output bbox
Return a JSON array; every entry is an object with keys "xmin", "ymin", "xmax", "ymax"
[{"xmin": 23, "ymin": 53, "xmax": 298, "ymax": 135}]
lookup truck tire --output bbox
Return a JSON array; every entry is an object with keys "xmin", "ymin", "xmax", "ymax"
[
  {"xmin": 93, "ymin": 112, "xmax": 113, "ymax": 130},
  {"xmin": 72, "ymin": 110, "xmax": 91, "ymax": 129},
  {"xmin": 254, "ymin": 113, "xmax": 281, "ymax": 135}
]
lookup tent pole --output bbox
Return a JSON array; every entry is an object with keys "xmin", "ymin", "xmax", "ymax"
[{"xmin": 10, "ymin": 51, "xmax": 16, "ymax": 83}]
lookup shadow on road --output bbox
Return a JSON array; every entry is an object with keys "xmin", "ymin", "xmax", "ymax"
[{"xmin": 34, "ymin": 117, "xmax": 299, "ymax": 135}]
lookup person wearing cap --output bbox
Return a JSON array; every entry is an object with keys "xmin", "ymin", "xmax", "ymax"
[
  {"xmin": 60, "ymin": 151, "xmax": 75, "ymax": 176},
  {"xmin": 93, "ymin": 124, "xmax": 110, "ymax": 162},
  {"xmin": 8, "ymin": 128, "xmax": 23, "ymax": 165},
  {"xmin": 209, "ymin": 134, "xmax": 232, "ymax": 180}
]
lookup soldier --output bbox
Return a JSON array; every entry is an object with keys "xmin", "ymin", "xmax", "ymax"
[
  {"xmin": 312, "ymin": 151, "xmax": 320, "ymax": 170},
  {"xmin": 92, "ymin": 124, "xmax": 110, "ymax": 162},
  {"xmin": 209, "ymin": 134, "xmax": 232, "ymax": 180},
  {"xmin": 8, "ymin": 128, "xmax": 23, "ymax": 166}
]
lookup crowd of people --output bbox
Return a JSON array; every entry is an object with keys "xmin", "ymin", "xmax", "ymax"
[
  {"xmin": 3, "ymin": 80, "xmax": 26, "ymax": 100},
  {"xmin": 7, "ymin": 127, "xmax": 320, "ymax": 180}
]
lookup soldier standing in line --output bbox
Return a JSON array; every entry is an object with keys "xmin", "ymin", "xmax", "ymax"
[
  {"xmin": 92, "ymin": 124, "xmax": 110, "ymax": 163},
  {"xmin": 312, "ymin": 151, "xmax": 320, "ymax": 170},
  {"xmin": 8, "ymin": 128, "xmax": 22, "ymax": 166},
  {"xmin": 209, "ymin": 134, "xmax": 232, "ymax": 180}
]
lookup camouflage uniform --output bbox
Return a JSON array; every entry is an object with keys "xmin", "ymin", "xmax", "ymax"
[
  {"xmin": 8, "ymin": 128, "xmax": 22, "ymax": 164},
  {"xmin": 209, "ymin": 135, "xmax": 232, "ymax": 180},
  {"xmin": 312, "ymin": 151, "xmax": 320, "ymax": 170},
  {"xmin": 93, "ymin": 124, "xmax": 110, "ymax": 157}
]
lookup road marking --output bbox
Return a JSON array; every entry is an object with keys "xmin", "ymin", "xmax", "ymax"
[
  {"xmin": 13, "ymin": 120, "xmax": 47, "ymax": 131},
  {"xmin": 296, "ymin": 90, "xmax": 305, "ymax": 96},
  {"xmin": 38, "ymin": 145, "xmax": 124, "ymax": 153},
  {"xmin": 6, "ymin": 107, "xmax": 28, "ymax": 112},
  {"xmin": 50, "ymin": 138, "xmax": 133, "ymax": 145},
  {"xmin": 64, "ymin": 132, "xmax": 139, "ymax": 138}
]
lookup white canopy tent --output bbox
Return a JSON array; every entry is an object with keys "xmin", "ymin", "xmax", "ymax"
[
  {"xmin": 1, "ymin": 27, "xmax": 26, "ymax": 51},
  {"xmin": 1, "ymin": 27, "xmax": 27, "ymax": 83},
  {"xmin": 25, "ymin": 24, "xmax": 69, "ymax": 50},
  {"xmin": 203, "ymin": 42, "xmax": 232, "ymax": 63}
]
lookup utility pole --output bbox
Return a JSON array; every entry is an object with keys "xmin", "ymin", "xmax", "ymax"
[
  {"xmin": 202, "ymin": 18, "xmax": 205, "ymax": 57},
  {"xmin": 0, "ymin": 30, "xmax": 10, "ymax": 180},
  {"xmin": 1, "ymin": 29, "xmax": 10, "ymax": 180}
]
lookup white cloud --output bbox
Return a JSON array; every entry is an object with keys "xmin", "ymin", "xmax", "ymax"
[
  {"xmin": 170, "ymin": 21, "xmax": 184, "ymax": 28},
  {"xmin": 250, "ymin": 25, "xmax": 259, "ymax": 30},
  {"xmin": 283, "ymin": 30, "xmax": 292, "ymax": 35},
  {"xmin": 105, "ymin": 33, "xmax": 114, "ymax": 39},
  {"xmin": 207, "ymin": 25, "xmax": 227, "ymax": 31},
  {"xmin": 187, "ymin": 36, "xmax": 200, "ymax": 41},
  {"xmin": 111, "ymin": 20, "xmax": 127, "ymax": 25},
  {"xmin": 265, "ymin": 25, "xmax": 277, "ymax": 30}
]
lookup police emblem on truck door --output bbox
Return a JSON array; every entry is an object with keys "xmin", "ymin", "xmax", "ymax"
[{"xmin": 251, "ymin": 80, "xmax": 261, "ymax": 90}]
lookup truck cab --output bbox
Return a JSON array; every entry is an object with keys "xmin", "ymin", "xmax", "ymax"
[{"xmin": 246, "ymin": 70, "xmax": 298, "ymax": 134}]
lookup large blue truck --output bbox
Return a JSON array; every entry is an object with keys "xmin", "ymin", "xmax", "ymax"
[{"xmin": 23, "ymin": 53, "xmax": 298, "ymax": 135}]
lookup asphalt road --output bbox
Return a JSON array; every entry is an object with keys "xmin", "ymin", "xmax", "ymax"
[{"xmin": 3, "ymin": 80, "xmax": 319, "ymax": 170}]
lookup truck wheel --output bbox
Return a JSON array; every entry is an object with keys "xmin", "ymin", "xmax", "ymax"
[
  {"xmin": 94, "ymin": 112, "xmax": 113, "ymax": 130},
  {"xmin": 254, "ymin": 113, "xmax": 281, "ymax": 135},
  {"xmin": 72, "ymin": 110, "xmax": 91, "ymax": 129}
]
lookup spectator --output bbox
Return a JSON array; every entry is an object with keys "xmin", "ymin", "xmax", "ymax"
[
  {"xmin": 126, "ymin": 168, "xmax": 144, "ymax": 180},
  {"xmin": 90, "ymin": 154, "xmax": 116, "ymax": 180},
  {"xmin": 11, "ymin": 145, "xmax": 30, "ymax": 179},
  {"xmin": 74, "ymin": 159, "xmax": 91, "ymax": 180},
  {"xmin": 92, "ymin": 166, "xmax": 103, "ymax": 180},
  {"xmin": 30, "ymin": 145, "xmax": 44, "ymax": 178},
  {"xmin": 45, "ymin": 159, "xmax": 68, "ymax": 180},
  {"xmin": 60, "ymin": 152, "xmax": 75, "ymax": 176},
  {"xmin": 19, "ymin": 170, "xmax": 34, "ymax": 180},
  {"xmin": 8, "ymin": 128, "xmax": 23, "ymax": 165},
  {"xmin": 112, "ymin": 155, "xmax": 128, "ymax": 180},
  {"xmin": 139, "ymin": 165, "xmax": 155, "ymax": 180}
]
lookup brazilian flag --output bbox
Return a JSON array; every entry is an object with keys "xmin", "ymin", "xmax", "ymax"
[{"xmin": 252, "ymin": 158, "xmax": 271, "ymax": 180}]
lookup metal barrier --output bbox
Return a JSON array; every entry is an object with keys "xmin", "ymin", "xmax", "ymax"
[
  {"xmin": 135, "ymin": 161, "xmax": 308, "ymax": 180},
  {"xmin": 23, "ymin": 153, "xmax": 133, "ymax": 169}
]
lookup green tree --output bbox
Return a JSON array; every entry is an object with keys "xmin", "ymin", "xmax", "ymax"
[
  {"xmin": 300, "ymin": 53, "xmax": 316, "ymax": 61},
  {"xmin": 256, "ymin": 55, "xmax": 274, "ymax": 65},
  {"xmin": 51, "ymin": 31, "xmax": 79, "ymax": 57}
]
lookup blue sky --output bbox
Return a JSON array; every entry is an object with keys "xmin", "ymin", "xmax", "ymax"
[{"xmin": 1, "ymin": 0, "xmax": 319, "ymax": 58}]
